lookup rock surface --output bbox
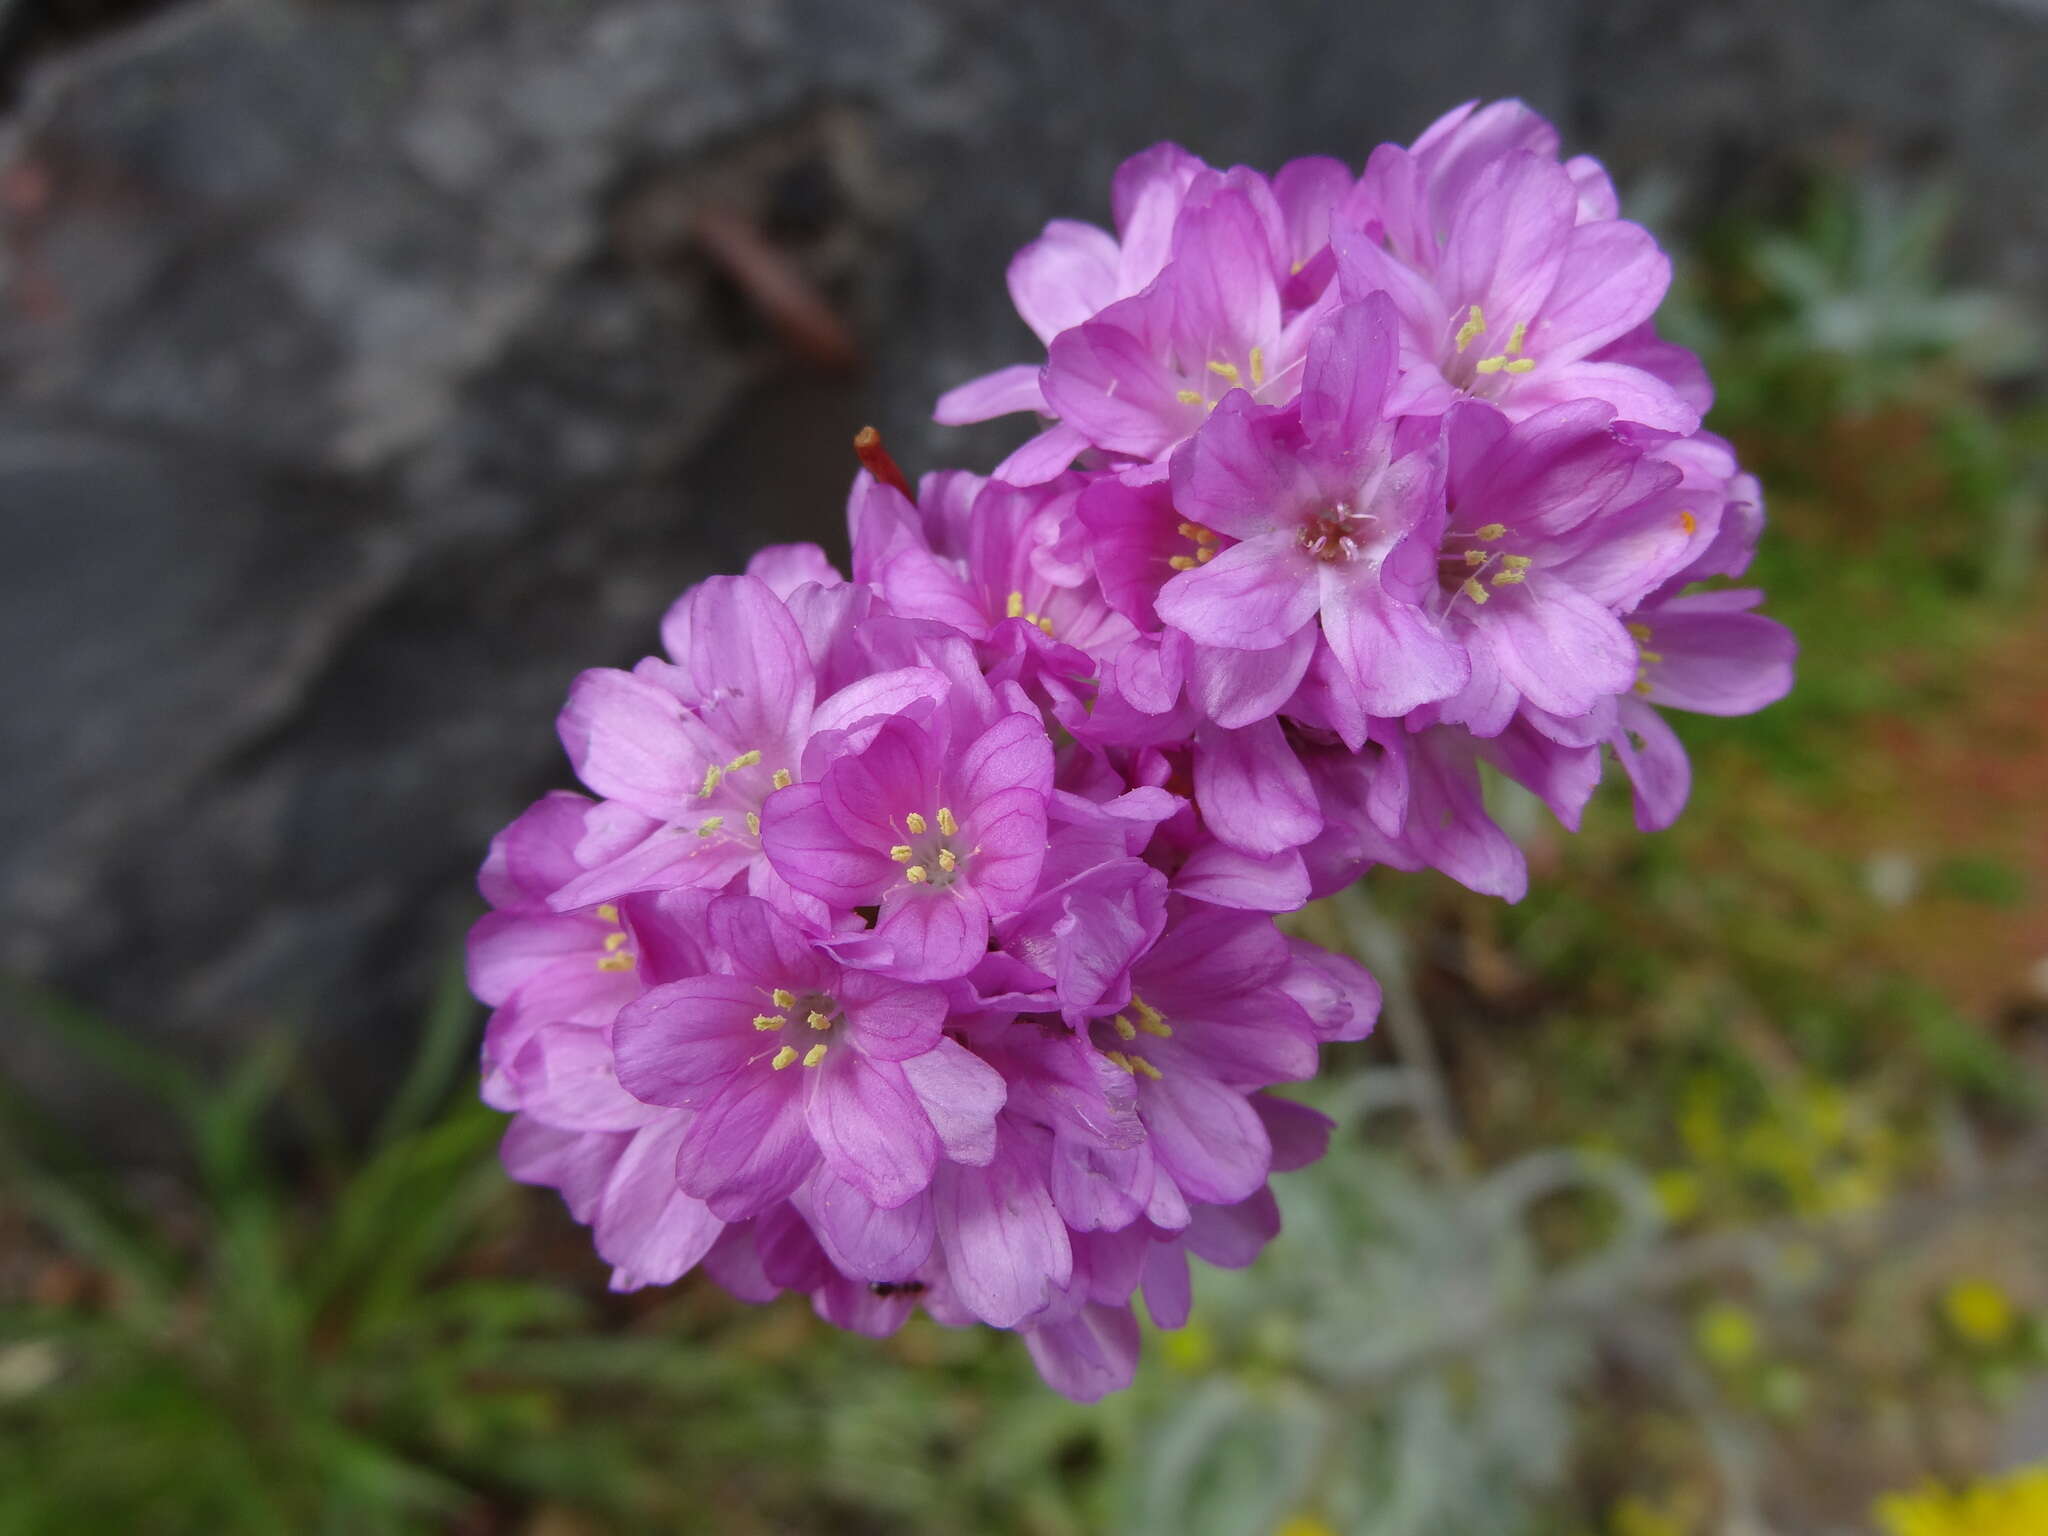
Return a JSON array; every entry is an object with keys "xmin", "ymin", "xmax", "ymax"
[{"xmin": 1, "ymin": 0, "xmax": 2041, "ymax": 1138}]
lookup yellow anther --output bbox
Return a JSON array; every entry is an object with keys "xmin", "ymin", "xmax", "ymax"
[
  {"xmin": 1489, "ymin": 569, "xmax": 1527, "ymax": 586},
  {"xmin": 1130, "ymin": 1056, "xmax": 1164, "ymax": 1081},
  {"xmin": 1113, "ymin": 1015, "xmax": 1138, "ymax": 1040},
  {"xmin": 603, "ymin": 931, "xmax": 629, "ymax": 953},
  {"xmin": 771, "ymin": 988, "xmax": 796, "ymax": 1008},
  {"xmin": 1249, "ymin": 345, "xmax": 1266, "ymax": 387},
  {"xmin": 1138, "ymin": 1017, "xmax": 1173, "ymax": 1038},
  {"xmin": 746, "ymin": 811, "xmax": 760, "ymax": 837},
  {"xmin": 1462, "ymin": 578, "xmax": 1490, "ymax": 605},
  {"xmin": 1627, "ymin": 622, "xmax": 1653, "ymax": 643},
  {"xmin": 1464, "ymin": 549, "xmax": 1487, "ymax": 567},
  {"xmin": 771, "ymin": 768, "xmax": 792, "ymax": 790},
  {"xmin": 596, "ymin": 952, "xmax": 636, "ymax": 972},
  {"xmin": 1195, "ymin": 547, "xmax": 1215, "ymax": 564},
  {"xmin": 1194, "ymin": 527, "xmax": 1218, "ymax": 545},
  {"xmin": 1679, "ymin": 510, "xmax": 1698, "ymax": 535},
  {"xmin": 1036, "ymin": 614, "xmax": 1055, "ymax": 633},
  {"xmin": 889, "ymin": 845, "xmax": 915, "ymax": 863},
  {"xmin": 1633, "ymin": 678, "xmax": 1655, "ymax": 695},
  {"xmin": 802, "ymin": 1043, "xmax": 829, "ymax": 1068},
  {"xmin": 1006, "ymin": 591, "xmax": 1026, "ymax": 619},
  {"xmin": 905, "ymin": 812, "xmax": 927, "ymax": 835},
  {"xmin": 1104, "ymin": 1050, "xmax": 1135, "ymax": 1073},
  {"xmin": 937, "ymin": 807, "xmax": 958, "ymax": 837},
  {"xmin": 1503, "ymin": 357, "xmax": 1535, "ymax": 374},
  {"xmin": 1177, "ymin": 521, "xmax": 1204, "ymax": 540},
  {"xmin": 771, "ymin": 1045, "xmax": 799, "ymax": 1070},
  {"xmin": 1474, "ymin": 355, "xmax": 1507, "ymax": 375},
  {"xmin": 1638, "ymin": 650, "xmax": 1664, "ymax": 665},
  {"xmin": 1206, "ymin": 359, "xmax": 1241, "ymax": 383},
  {"xmin": 1454, "ymin": 304, "xmax": 1486, "ymax": 352},
  {"xmin": 727, "ymin": 749, "xmax": 761, "ymax": 770},
  {"xmin": 1176, "ymin": 389, "xmax": 1204, "ymax": 406},
  {"xmin": 904, "ymin": 865, "xmax": 929, "ymax": 884},
  {"xmin": 937, "ymin": 848, "xmax": 957, "ymax": 873},
  {"xmin": 1168, "ymin": 555, "xmax": 1198, "ymax": 571},
  {"xmin": 1501, "ymin": 554, "xmax": 1532, "ymax": 571},
  {"xmin": 696, "ymin": 816, "xmax": 725, "ymax": 837},
  {"xmin": 1475, "ymin": 523, "xmax": 1506, "ymax": 541},
  {"xmin": 753, "ymin": 1014, "xmax": 787, "ymax": 1031},
  {"xmin": 807, "ymin": 1010, "xmax": 834, "ymax": 1031},
  {"xmin": 596, "ymin": 903, "xmax": 620, "ymax": 924},
  {"xmin": 698, "ymin": 763, "xmax": 723, "ymax": 798},
  {"xmin": 1505, "ymin": 321, "xmax": 1528, "ymax": 355}
]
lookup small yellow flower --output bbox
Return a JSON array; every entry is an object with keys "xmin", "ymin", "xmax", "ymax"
[
  {"xmin": 1693, "ymin": 1300, "xmax": 1760, "ymax": 1371},
  {"xmin": 1876, "ymin": 1463, "xmax": 2048, "ymax": 1536},
  {"xmin": 1273, "ymin": 1517, "xmax": 1338, "ymax": 1536},
  {"xmin": 1942, "ymin": 1278, "xmax": 2018, "ymax": 1349}
]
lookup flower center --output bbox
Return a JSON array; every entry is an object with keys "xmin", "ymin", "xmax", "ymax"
[
  {"xmin": 1092, "ymin": 992, "xmax": 1173, "ymax": 1079},
  {"xmin": 1437, "ymin": 523, "xmax": 1532, "ymax": 607},
  {"xmin": 1445, "ymin": 305, "xmax": 1537, "ymax": 394},
  {"xmin": 754, "ymin": 985, "xmax": 839, "ymax": 1071},
  {"xmin": 593, "ymin": 902, "xmax": 636, "ymax": 972},
  {"xmin": 691, "ymin": 746, "xmax": 792, "ymax": 842},
  {"xmin": 1299, "ymin": 502, "xmax": 1371, "ymax": 563},
  {"xmin": 890, "ymin": 806, "xmax": 968, "ymax": 890}
]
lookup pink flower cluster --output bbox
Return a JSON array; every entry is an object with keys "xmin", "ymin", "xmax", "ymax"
[{"xmin": 470, "ymin": 100, "xmax": 1794, "ymax": 1399}]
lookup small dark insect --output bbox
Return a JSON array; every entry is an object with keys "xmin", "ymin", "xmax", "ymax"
[{"xmin": 868, "ymin": 1280, "xmax": 926, "ymax": 1297}]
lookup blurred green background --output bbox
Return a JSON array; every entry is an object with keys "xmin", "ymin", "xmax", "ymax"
[{"xmin": 3, "ymin": 182, "xmax": 2045, "ymax": 1536}]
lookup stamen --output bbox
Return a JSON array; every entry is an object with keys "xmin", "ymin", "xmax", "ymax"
[
  {"xmin": 771, "ymin": 1045, "xmax": 799, "ymax": 1070},
  {"xmin": 696, "ymin": 816, "xmax": 725, "ymax": 837},
  {"xmin": 1249, "ymin": 346, "xmax": 1266, "ymax": 387},
  {"xmin": 1176, "ymin": 389, "xmax": 1203, "ymax": 406},
  {"xmin": 1679, "ymin": 510, "xmax": 1697, "ymax": 535},
  {"xmin": 1464, "ymin": 549, "xmax": 1487, "ymax": 567},
  {"xmin": 1637, "ymin": 650, "xmax": 1664, "ymax": 665},
  {"xmin": 603, "ymin": 931, "xmax": 629, "ymax": 953},
  {"xmin": 1455, "ymin": 305, "xmax": 1486, "ymax": 352},
  {"xmin": 905, "ymin": 812, "xmax": 927, "ymax": 835},
  {"xmin": 1113, "ymin": 1015, "xmax": 1138, "ymax": 1040},
  {"xmin": 1474, "ymin": 355, "xmax": 1507, "ymax": 375},
  {"xmin": 1130, "ymin": 1056, "xmax": 1164, "ymax": 1081},
  {"xmin": 1627, "ymin": 622, "xmax": 1653, "ymax": 643},
  {"xmin": 807, "ymin": 1010, "xmax": 834, "ymax": 1031},
  {"xmin": 937, "ymin": 848, "xmax": 957, "ymax": 873},
  {"xmin": 1462, "ymin": 577, "xmax": 1490, "ymax": 605},
  {"xmin": 1503, "ymin": 358, "xmax": 1535, "ymax": 374},
  {"xmin": 746, "ymin": 812, "xmax": 760, "ymax": 837},
  {"xmin": 1104, "ymin": 1050, "xmax": 1135, "ymax": 1074},
  {"xmin": 1633, "ymin": 678, "xmax": 1655, "ymax": 695},
  {"xmin": 727, "ymin": 749, "xmax": 762, "ymax": 770},
  {"xmin": 1475, "ymin": 523, "xmax": 1506, "ymax": 541},
  {"xmin": 771, "ymin": 769, "xmax": 792, "ymax": 790},
  {"xmin": 596, "ymin": 953, "xmax": 635, "ymax": 972},
  {"xmin": 1168, "ymin": 555, "xmax": 1198, "ymax": 571},
  {"xmin": 937, "ymin": 807, "xmax": 958, "ymax": 837},
  {"xmin": 1036, "ymin": 615, "xmax": 1054, "ymax": 633},
  {"xmin": 802, "ymin": 1043, "xmax": 829, "ymax": 1068},
  {"xmin": 596, "ymin": 904, "xmax": 620, "ymax": 924},
  {"xmin": 904, "ymin": 865, "xmax": 929, "ymax": 884},
  {"xmin": 1206, "ymin": 359, "xmax": 1241, "ymax": 383},
  {"xmin": 889, "ymin": 845, "xmax": 915, "ymax": 863},
  {"xmin": 1489, "ymin": 569, "xmax": 1527, "ymax": 586},
  {"xmin": 1195, "ymin": 547, "xmax": 1215, "ymax": 564},
  {"xmin": 699, "ymin": 764, "xmax": 723, "ymax": 798},
  {"xmin": 1132, "ymin": 995, "xmax": 1165, "ymax": 1030},
  {"xmin": 771, "ymin": 988, "xmax": 797, "ymax": 1008},
  {"xmin": 1138, "ymin": 1018, "xmax": 1173, "ymax": 1038},
  {"xmin": 1505, "ymin": 321, "xmax": 1528, "ymax": 355},
  {"xmin": 753, "ymin": 1014, "xmax": 787, "ymax": 1031},
  {"xmin": 1006, "ymin": 591, "xmax": 1025, "ymax": 619},
  {"xmin": 1177, "ymin": 522, "xmax": 1204, "ymax": 540},
  {"xmin": 1501, "ymin": 555, "xmax": 1532, "ymax": 571}
]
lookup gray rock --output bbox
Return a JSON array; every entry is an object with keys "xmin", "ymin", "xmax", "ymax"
[{"xmin": 0, "ymin": 0, "xmax": 2040, "ymax": 1141}]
